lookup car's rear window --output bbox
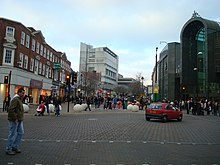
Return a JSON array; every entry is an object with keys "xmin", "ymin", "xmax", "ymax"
[{"xmin": 147, "ymin": 104, "xmax": 162, "ymax": 109}]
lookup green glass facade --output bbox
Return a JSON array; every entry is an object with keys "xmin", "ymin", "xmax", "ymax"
[{"xmin": 181, "ymin": 16, "xmax": 220, "ymax": 100}]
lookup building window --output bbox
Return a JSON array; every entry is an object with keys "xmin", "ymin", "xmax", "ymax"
[
  {"xmin": 165, "ymin": 62, "xmax": 168, "ymax": 70},
  {"xmin": 47, "ymin": 50, "xmax": 50, "ymax": 60},
  {"xmin": 30, "ymin": 58, "xmax": 34, "ymax": 71},
  {"xmin": 88, "ymin": 67, "xmax": 95, "ymax": 71},
  {"xmin": 43, "ymin": 47, "xmax": 46, "ymax": 58},
  {"xmin": 53, "ymin": 69, "xmax": 58, "ymax": 81},
  {"xmin": 89, "ymin": 59, "xmax": 95, "ymax": 62},
  {"xmin": 19, "ymin": 53, "xmax": 24, "ymax": 68},
  {"xmin": 21, "ymin": 31, "xmax": 25, "ymax": 45},
  {"xmin": 50, "ymin": 52, "xmax": 53, "ymax": 61},
  {"xmin": 3, "ymin": 48, "xmax": 14, "ymax": 65},
  {"xmin": 36, "ymin": 42, "xmax": 40, "ymax": 54},
  {"xmin": 216, "ymin": 59, "xmax": 220, "ymax": 72},
  {"xmin": 48, "ymin": 67, "xmax": 52, "ymax": 78},
  {"xmin": 40, "ymin": 45, "xmax": 43, "ymax": 56},
  {"xmin": 25, "ymin": 35, "xmax": 30, "ymax": 48},
  {"xmin": 39, "ymin": 62, "xmax": 42, "ymax": 74},
  {"xmin": 6, "ymin": 26, "xmax": 15, "ymax": 37},
  {"xmin": 42, "ymin": 64, "xmax": 45, "ymax": 76},
  {"xmin": 34, "ymin": 60, "xmax": 39, "ymax": 75},
  {"xmin": 53, "ymin": 54, "xmax": 55, "ymax": 62},
  {"xmin": 45, "ymin": 65, "xmax": 49, "ymax": 78},
  {"xmin": 32, "ymin": 39, "xmax": 35, "ymax": 51},
  {"xmin": 89, "ymin": 53, "xmax": 95, "ymax": 58},
  {"xmin": 24, "ymin": 55, "xmax": 28, "ymax": 69}
]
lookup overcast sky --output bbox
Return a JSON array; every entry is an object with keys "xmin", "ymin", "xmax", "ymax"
[{"xmin": 1, "ymin": 0, "xmax": 220, "ymax": 85}]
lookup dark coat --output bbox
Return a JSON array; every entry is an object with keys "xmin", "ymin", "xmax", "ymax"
[{"xmin": 8, "ymin": 95, "xmax": 24, "ymax": 121}]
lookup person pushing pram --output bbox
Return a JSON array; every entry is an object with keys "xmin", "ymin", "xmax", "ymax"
[{"xmin": 35, "ymin": 101, "xmax": 45, "ymax": 116}]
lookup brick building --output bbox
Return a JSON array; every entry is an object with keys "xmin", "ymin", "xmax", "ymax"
[{"xmin": 0, "ymin": 17, "xmax": 71, "ymax": 107}]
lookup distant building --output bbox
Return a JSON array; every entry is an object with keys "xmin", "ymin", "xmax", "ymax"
[
  {"xmin": 79, "ymin": 42, "xmax": 118, "ymax": 92},
  {"xmin": 118, "ymin": 73, "xmax": 137, "ymax": 87},
  {"xmin": 0, "ymin": 17, "xmax": 71, "ymax": 107},
  {"xmin": 158, "ymin": 42, "xmax": 180, "ymax": 101}
]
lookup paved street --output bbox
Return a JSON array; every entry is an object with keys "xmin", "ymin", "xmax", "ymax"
[{"xmin": 0, "ymin": 103, "xmax": 220, "ymax": 165}]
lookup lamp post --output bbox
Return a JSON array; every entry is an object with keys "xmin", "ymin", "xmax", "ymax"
[
  {"xmin": 141, "ymin": 77, "xmax": 144, "ymax": 93},
  {"xmin": 155, "ymin": 47, "xmax": 158, "ymax": 83},
  {"xmin": 153, "ymin": 47, "xmax": 158, "ymax": 102}
]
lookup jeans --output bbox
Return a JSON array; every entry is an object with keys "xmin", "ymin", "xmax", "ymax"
[
  {"xmin": 6, "ymin": 121, "xmax": 24, "ymax": 151},
  {"xmin": 55, "ymin": 105, "xmax": 60, "ymax": 116}
]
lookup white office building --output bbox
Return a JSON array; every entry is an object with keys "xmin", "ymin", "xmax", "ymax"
[{"xmin": 79, "ymin": 42, "xmax": 118, "ymax": 90}]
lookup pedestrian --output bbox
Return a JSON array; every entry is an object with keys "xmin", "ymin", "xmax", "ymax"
[
  {"xmin": 5, "ymin": 87, "xmax": 25, "ymax": 155},
  {"xmin": 85, "ymin": 96, "xmax": 91, "ymax": 111},
  {"xmin": 52, "ymin": 93, "xmax": 61, "ymax": 116},
  {"xmin": 39, "ymin": 95, "xmax": 43, "ymax": 105},
  {"xmin": 3, "ymin": 95, "xmax": 11, "ymax": 112},
  {"xmin": 44, "ymin": 93, "xmax": 50, "ymax": 115}
]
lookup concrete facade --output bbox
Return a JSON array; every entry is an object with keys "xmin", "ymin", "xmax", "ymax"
[{"xmin": 79, "ymin": 42, "xmax": 118, "ymax": 90}]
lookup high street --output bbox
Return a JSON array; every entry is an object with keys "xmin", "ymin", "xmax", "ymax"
[{"xmin": 0, "ymin": 104, "xmax": 220, "ymax": 165}]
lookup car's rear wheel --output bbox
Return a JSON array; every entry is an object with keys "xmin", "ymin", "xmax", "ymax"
[
  {"xmin": 177, "ymin": 115, "xmax": 183, "ymax": 121},
  {"xmin": 162, "ymin": 115, "xmax": 167, "ymax": 122},
  {"xmin": 145, "ymin": 116, "xmax": 150, "ymax": 121}
]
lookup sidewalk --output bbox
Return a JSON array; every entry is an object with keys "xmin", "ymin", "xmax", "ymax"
[{"xmin": 0, "ymin": 102, "xmax": 145, "ymax": 115}]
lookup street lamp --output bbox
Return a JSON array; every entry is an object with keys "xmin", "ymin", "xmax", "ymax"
[
  {"xmin": 153, "ymin": 47, "xmax": 158, "ymax": 102},
  {"xmin": 141, "ymin": 77, "xmax": 144, "ymax": 92},
  {"xmin": 155, "ymin": 47, "xmax": 158, "ymax": 83}
]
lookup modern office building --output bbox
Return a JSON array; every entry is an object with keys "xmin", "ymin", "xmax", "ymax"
[
  {"xmin": 158, "ymin": 42, "xmax": 180, "ymax": 101},
  {"xmin": 79, "ymin": 42, "xmax": 118, "ymax": 92},
  {"xmin": 0, "ymin": 17, "xmax": 71, "ymax": 107},
  {"xmin": 156, "ymin": 12, "xmax": 220, "ymax": 101},
  {"xmin": 181, "ymin": 12, "xmax": 220, "ymax": 100}
]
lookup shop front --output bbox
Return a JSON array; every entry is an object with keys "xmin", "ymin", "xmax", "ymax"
[{"xmin": 29, "ymin": 79, "xmax": 43, "ymax": 104}]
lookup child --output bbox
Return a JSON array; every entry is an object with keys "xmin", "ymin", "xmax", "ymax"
[{"xmin": 35, "ymin": 101, "xmax": 45, "ymax": 116}]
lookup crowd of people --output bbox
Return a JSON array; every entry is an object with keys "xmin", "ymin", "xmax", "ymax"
[
  {"xmin": 184, "ymin": 98, "xmax": 220, "ymax": 116},
  {"xmin": 36, "ymin": 93, "xmax": 61, "ymax": 116},
  {"xmin": 74, "ymin": 95, "xmax": 220, "ymax": 117},
  {"xmin": 71, "ymin": 95, "xmax": 151, "ymax": 111},
  {"xmin": 161, "ymin": 98, "xmax": 220, "ymax": 116}
]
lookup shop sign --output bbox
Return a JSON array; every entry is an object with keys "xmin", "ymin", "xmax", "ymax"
[
  {"xmin": 30, "ymin": 79, "xmax": 43, "ymax": 89},
  {"xmin": 53, "ymin": 63, "xmax": 61, "ymax": 69},
  {"xmin": 153, "ymin": 85, "xmax": 159, "ymax": 94},
  {"xmin": 52, "ymin": 81, "xmax": 59, "ymax": 86}
]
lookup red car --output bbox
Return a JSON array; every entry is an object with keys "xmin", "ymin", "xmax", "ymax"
[{"xmin": 145, "ymin": 102, "xmax": 183, "ymax": 122}]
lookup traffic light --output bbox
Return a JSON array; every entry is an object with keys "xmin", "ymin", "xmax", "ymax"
[
  {"xmin": 4, "ymin": 76, "xmax": 8, "ymax": 84},
  {"xmin": 73, "ymin": 72, "xmax": 77, "ymax": 83},
  {"xmin": 66, "ymin": 75, "xmax": 70, "ymax": 85},
  {"xmin": 182, "ymin": 86, "xmax": 186, "ymax": 91}
]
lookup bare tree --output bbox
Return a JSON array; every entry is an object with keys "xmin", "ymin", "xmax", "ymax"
[
  {"xmin": 127, "ymin": 72, "xmax": 145, "ymax": 97},
  {"xmin": 80, "ymin": 71, "xmax": 101, "ymax": 96},
  {"xmin": 113, "ymin": 86, "xmax": 128, "ymax": 96}
]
